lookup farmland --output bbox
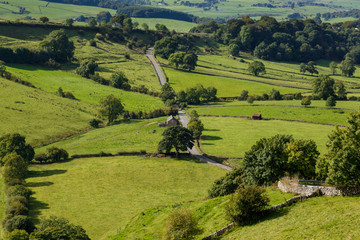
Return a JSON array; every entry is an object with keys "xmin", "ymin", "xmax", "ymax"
[{"xmin": 27, "ymin": 156, "xmax": 226, "ymax": 239}]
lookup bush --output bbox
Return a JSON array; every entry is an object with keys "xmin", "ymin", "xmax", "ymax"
[
  {"xmin": 45, "ymin": 147, "xmax": 69, "ymax": 163},
  {"xmin": 163, "ymin": 209, "xmax": 201, "ymax": 240},
  {"xmin": 89, "ymin": 119, "xmax": 101, "ymax": 128},
  {"xmin": 3, "ymin": 215, "xmax": 35, "ymax": 233},
  {"xmin": 5, "ymin": 200, "xmax": 28, "ymax": 217},
  {"xmin": 76, "ymin": 60, "xmax": 98, "ymax": 78},
  {"xmin": 225, "ymin": 185, "xmax": 269, "ymax": 226},
  {"xmin": 5, "ymin": 229, "xmax": 29, "ymax": 240},
  {"xmin": 45, "ymin": 59, "xmax": 61, "ymax": 69},
  {"xmin": 6, "ymin": 185, "xmax": 32, "ymax": 199},
  {"xmin": 63, "ymin": 91, "xmax": 76, "ymax": 100},
  {"xmin": 89, "ymin": 39, "xmax": 97, "ymax": 47},
  {"xmin": 208, "ymin": 167, "xmax": 244, "ymax": 198}
]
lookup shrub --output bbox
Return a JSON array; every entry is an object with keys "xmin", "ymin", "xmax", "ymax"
[
  {"xmin": 5, "ymin": 185, "xmax": 32, "ymax": 199},
  {"xmin": 89, "ymin": 39, "xmax": 97, "ymax": 47},
  {"xmin": 44, "ymin": 59, "xmax": 60, "ymax": 69},
  {"xmin": 3, "ymin": 215, "xmax": 35, "ymax": 233},
  {"xmin": 5, "ymin": 201, "xmax": 28, "ymax": 217},
  {"xmin": 208, "ymin": 168, "xmax": 244, "ymax": 198},
  {"xmin": 5, "ymin": 229, "xmax": 29, "ymax": 240},
  {"xmin": 125, "ymin": 54, "xmax": 130, "ymax": 59},
  {"xmin": 225, "ymin": 185, "xmax": 269, "ymax": 226},
  {"xmin": 45, "ymin": 147, "xmax": 69, "ymax": 163},
  {"xmin": 89, "ymin": 119, "xmax": 101, "ymax": 128},
  {"xmin": 76, "ymin": 60, "xmax": 98, "ymax": 78},
  {"xmin": 7, "ymin": 196, "xmax": 28, "ymax": 206},
  {"xmin": 2, "ymin": 153, "xmax": 28, "ymax": 181},
  {"xmin": 63, "ymin": 91, "xmax": 76, "ymax": 100},
  {"xmin": 95, "ymin": 33, "xmax": 104, "ymax": 41},
  {"xmin": 163, "ymin": 209, "xmax": 201, "ymax": 240},
  {"xmin": 0, "ymin": 133, "xmax": 34, "ymax": 164}
]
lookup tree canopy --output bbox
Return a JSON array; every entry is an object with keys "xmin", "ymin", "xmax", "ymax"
[
  {"xmin": 248, "ymin": 61, "xmax": 265, "ymax": 76},
  {"xmin": 0, "ymin": 133, "xmax": 34, "ymax": 164},
  {"xmin": 158, "ymin": 126, "xmax": 194, "ymax": 156},
  {"xmin": 98, "ymin": 95, "xmax": 124, "ymax": 124},
  {"xmin": 40, "ymin": 29, "xmax": 74, "ymax": 63}
]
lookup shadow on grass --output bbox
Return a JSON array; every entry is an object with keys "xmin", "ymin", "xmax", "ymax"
[
  {"xmin": 202, "ymin": 135, "xmax": 222, "ymax": 141},
  {"xmin": 27, "ymin": 181, "xmax": 54, "ymax": 187},
  {"xmin": 27, "ymin": 169, "xmax": 67, "ymax": 178},
  {"xmin": 29, "ymin": 197, "xmax": 50, "ymax": 225},
  {"xmin": 205, "ymin": 128, "xmax": 220, "ymax": 132}
]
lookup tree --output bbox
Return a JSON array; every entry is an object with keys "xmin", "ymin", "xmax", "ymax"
[
  {"xmin": 246, "ymin": 95, "xmax": 255, "ymax": 104},
  {"xmin": 334, "ymin": 81, "xmax": 347, "ymax": 100},
  {"xmin": 110, "ymin": 71, "xmax": 130, "ymax": 90},
  {"xmin": 339, "ymin": 56, "xmax": 356, "ymax": 77},
  {"xmin": 158, "ymin": 126, "xmax": 194, "ymax": 157},
  {"xmin": 88, "ymin": 19, "xmax": 97, "ymax": 27},
  {"xmin": 248, "ymin": 61, "xmax": 265, "ymax": 76},
  {"xmin": 229, "ymin": 44, "xmax": 240, "ymax": 56},
  {"xmin": 225, "ymin": 185, "xmax": 269, "ymax": 226},
  {"xmin": 40, "ymin": 29, "xmax": 74, "ymax": 63},
  {"xmin": 96, "ymin": 11, "xmax": 112, "ymax": 23},
  {"xmin": 208, "ymin": 167, "xmax": 244, "ymax": 198},
  {"xmin": 98, "ymin": 95, "xmax": 124, "ymax": 124},
  {"xmin": 76, "ymin": 60, "xmax": 98, "ymax": 78},
  {"xmin": 329, "ymin": 61, "xmax": 337, "ymax": 75},
  {"xmin": 141, "ymin": 23, "xmax": 149, "ymax": 31},
  {"xmin": 39, "ymin": 16, "xmax": 49, "ymax": 23},
  {"xmin": 3, "ymin": 215, "xmax": 34, "ymax": 233},
  {"xmin": 182, "ymin": 53, "xmax": 198, "ymax": 71},
  {"xmin": 5, "ymin": 229, "xmax": 29, "ymax": 240},
  {"xmin": 325, "ymin": 112, "xmax": 360, "ymax": 186},
  {"xmin": 65, "ymin": 18, "xmax": 73, "ymax": 27},
  {"xmin": 168, "ymin": 52, "xmax": 184, "ymax": 69},
  {"xmin": 285, "ymin": 139, "xmax": 319, "ymax": 179},
  {"xmin": 312, "ymin": 75, "xmax": 335, "ymax": 100},
  {"xmin": 243, "ymin": 135, "xmax": 293, "ymax": 185},
  {"xmin": 301, "ymin": 96, "xmax": 311, "ymax": 107},
  {"xmin": 300, "ymin": 63, "xmax": 307, "ymax": 74},
  {"xmin": 0, "ymin": 133, "xmax": 34, "ymax": 164},
  {"xmin": 238, "ymin": 90, "xmax": 249, "ymax": 100},
  {"xmin": 326, "ymin": 96, "xmax": 336, "ymax": 107},
  {"xmin": 155, "ymin": 24, "xmax": 169, "ymax": 33},
  {"xmin": 269, "ymin": 89, "xmax": 281, "ymax": 100},
  {"xmin": 162, "ymin": 209, "xmax": 201, "ymax": 240},
  {"xmin": 160, "ymin": 83, "xmax": 176, "ymax": 103},
  {"xmin": 30, "ymin": 216, "xmax": 90, "ymax": 240},
  {"xmin": 187, "ymin": 118, "xmax": 204, "ymax": 140},
  {"xmin": 306, "ymin": 61, "xmax": 318, "ymax": 75},
  {"xmin": 2, "ymin": 153, "xmax": 28, "ymax": 182}
]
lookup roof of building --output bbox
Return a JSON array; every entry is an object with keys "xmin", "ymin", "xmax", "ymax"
[{"xmin": 167, "ymin": 115, "xmax": 178, "ymax": 122}]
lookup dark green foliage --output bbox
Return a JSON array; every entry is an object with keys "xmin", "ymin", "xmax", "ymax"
[
  {"xmin": 329, "ymin": 61, "xmax": 337, "ymax": 75},
  {"xmin": 88, "ymin": 19, "xmax": 97, "ymax": 27},
  {"xmin": 312, "ymin": 75, "xmax": 335, "ymax": 100},
  {"xmin": 45, "ymin": 58, "xmax": 61, "ymax": 69},
  {"xmin": 247, "ymin": 95, "xmax": 255, "ymax": 104},
  {"xmin": 326, "ymin": 96, "xmax": 336, "ymax": 107},
  {"xmin": 154, "ymin": 35, "xmax": 194, "ymax": 59},
  {"xmin": 89, "ymin": 119, "xmax": 101, "ymax": 128},
  {"xmin": 177, "ymin": 85, "xmax": 217, "ymax": 105},
  {"xmin": 6, "ymin": 185, "xmax": 32, "ymax": 199},
  {"xmin": 158, "ymin": 126, "xmax": 194, "ymax": 156},
  {"xmin": 155, "ymin": 24, "xmax": 169, "ymax": 33},
  {"xmin": 76, "ymin": 60, "xmax": 98, "ymax": 78},
  {"xmin": 238, "ymin": 90, "xmax": 249, "ymax": 101},
  {"xmin": 269, "ymin": 89, "xmax": 281, "ymax": 100},
  {"xmin": 64, "ymin": 18, "xmax": 73, "ymax": 27},
  {"xmin": 39, "ymin": 16, "xmax": 49, "ymax": 23},
  {"xmin": 44, "ymin": 147, "xmax": 69, "ymax": 163},
  {"xmin": 243, "ymin": 135, "xmax": 293, "ymax": 185},
  {"xmin": 89, "ymin": 39, "xmax": 97, "ymax": 47},
  {"xmin": 97, "ymin": 11, "xmax": 112, "ymax": 22},
  {"xmin": 160, "ymin": 83, "xmax": 176, "ymax": 103},
  {"xmin": 325, "ymin": 112, "xmax": 360, "ymax": 186},
  {"xmin": 208, "ymin": 167, "xmax": 244, "ymax": 198},
  {"xmin": 29, "ymin": 216, "xmax": 90, "ymax": 240},
  {"xmin": 315, "ymin": 157, "xmax": 329, "ymax": 181},
  {"xmin": 98, "ymin": 95, "xmax": 124, "ymax": 124},
  {"xmin": 334, "ymin": 81, "xmax": 347, "ymax": 100},
  {"xmin": 162, "ymin": 209, "xmax": 201, "ymax": 240},
  {"xmin": 5, "ymin": 199, "xmax": 28, "ymax": 217},
  {"xmin": 3, "ymin": 215, "xmax": 35, "ymax": 233},
  {"xmin": 0, "ymin": 134, "xmax": 34, "ymax": 164},
  {"xmin": 182, "ymin": 53, "xmax": 198, "ymax": 71},
  {"xmin": 40, "ymin": 29, "xmax": 74, "ymax": 63},
  {"xmin": 5, "ymin": 229, "xmax": 30, "ymax": 240},
  {"xmin": 248, "ymin": 61, "xmax": 265, "ymax": 76},
  {"xmin": 2, "ymin": 153, "xmax": 28, "ymax": 183},
  {"xmin": 187, "ymin": 117, "xmax": 204, "ymax": 140},
  {"xmin": 168, "ymin": 52, "xmax": 184, "ymax": 69},
  {"xmin": 339, "ymin": 55, "xmax": 356, "ymax": 77},
  {"xmin": 110, "ymin": 71, "xmax": 130, "ymax": 90},
  {"xmin": 301, "ymin": 96, "xmax": 311, "ymax": 107},
  {"xmin": 225, "ymin": 185, "xmax": 269, "ymax": 226},
  {"xmin": 229, "ymin": 44, "xmax": 240, "ymax": 56}
]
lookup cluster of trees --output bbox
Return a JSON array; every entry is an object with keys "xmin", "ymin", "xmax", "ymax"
[
  {"xmin": 187, "ymin": 110, "xmax": 204, "ymax": 142},
  {"xmin": 34, "ymin": 147, "xmax": 69, "ymax": 163},
  {"xmin": 312, "ymin": 75, "xmax": 346, "ymax": 100},
  {"xmin": 190, "ymin": 16, "xmax": 360, "ymax": 63},
  {"xmin": 154, "ymin": 35, "xmax": 196, "ymax": 59},
  {"xmin": 158, "ymin": 126, "xmax": 194, "ymax": 157},
  {"xmin": 247, "ymin": 61, "xmax": 266, "ymax": 76},
  {"xmin": 238, "ymin": 88, "xmax": 289, "ymax": 102},
  {"xmin": 300, "ymin": 61, "xmax": 318, "ymax": 75},
  {"xmin": 168, "ymin": 52, "xmax": 198, "ymax": 71},
  {"xmin": 123, "ymin": 107, "xmax": 178, "ymax": 120}
]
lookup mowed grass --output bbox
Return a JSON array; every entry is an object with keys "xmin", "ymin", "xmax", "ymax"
[
  {"xmin": 111, "ymin": 186, "xmax": 294, "ymax": 240},
  {"xmin": 132, "ymin": 18, "xmax": 197, "ymax": 32},
  {"xmin": 222, "ymin": 195, "xmax": 360, "ymax": 240},
  {"xmin": 36, "ymin": 117, "xmax": 167, "ymax": 155},
  {"xmin": 199, "ymin": 117, "xmax": 334, "ymax": 158},
  {"xmin": 164, "ymin": 67, "xmax": 303, "ymax": 97},
  {"xmin": 27, "ymin": 156, "xmax": 226, "ymax": 239},
  {"xmin": 7, "ymin": 65, "xmax": 164, "ymax": 111},
  {"xmin": 0, "ymin": 78, "xmax": 95, "ymax": 145},
  {"xmin": 193, "ymin": 105, "xmax": 350, "ymax": 125}
]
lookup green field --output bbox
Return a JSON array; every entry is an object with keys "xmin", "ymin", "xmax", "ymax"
[
  {"xmin": 0, "ymin": 0, "xmax": 116, "ymax": 21},
  {"xmin": 0, "ymin": 78, "xmax": 95, "ymax": 145},
  {"xmin": 109, "ymin": 186, "xmax": 294, "ymax": 240},
  {"xmin": 36, "ymin": 117, "xmax": 167, "ymax": 155},
  {"xmin": 7, "ymin": 65, "xmax": 164, "ymax": 111},
  {"xmin": 199, "ymin": 117, "xmax": 334, "ymax": 158},
  {"xmin": 222, "ymin": 195, "xmax": 360, "ymax": 239},
  {"xmin": 193, "ymin": 105, "xmax": 350, "ymax": 125},
  {"xmin": 27, "ymin": 156, "xmax": 226, "ymax": 239},
  {"xmin": 133, "ymin": 18, "xmax": 197, "ymax": 32}
]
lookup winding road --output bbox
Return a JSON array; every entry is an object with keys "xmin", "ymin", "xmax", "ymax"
[{"xmin": 146, "ymin": 48, "xmax": 232, "ymax": 171}]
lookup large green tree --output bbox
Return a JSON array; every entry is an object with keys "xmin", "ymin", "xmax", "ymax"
[
  {"xmin": 182, "ymin": 53, "xmax": 198, "ymax": 71},
  {"xmin": 248, "ymin": 61, "xmax": 266, "ymax": 76},
  {"xmin": 158, "ymin": 126, "xmax": 194, "ymax": 157},
  {"xmin": 40, "ymin": 29, "xmax": 74, "ymax": 63},
  {"xmin": 0, "ymin": 133, "xmax": 34, "ymax": 164},
  {"xmin": 110, "ymin": 71, "xmax": 130, "ymax": 90},
  {"xmin": 339, "ymin": 55, "xmax": 356, "ymax": 77},
  {"xmin": 98, "ymin": 95, "xmax": 124, "ymax": 124},
  {"xmin": 168, "ymin": 52, "xmax": 184, "ymax": 69},
  {"xmin": 312, "ymin": 75, "xmax": 335, "ymax": 100}
]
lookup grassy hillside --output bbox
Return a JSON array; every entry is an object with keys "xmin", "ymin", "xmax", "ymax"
[
  {"xmin": 109, "ymin": 186, "xmax": 294, "ymax": 240},
  {"xmin": 198, "ymin": 117, "xmax": 333, "ymax": 158},
  {"xmin": 6, "ymin": 65, "xmax": 164, "ymax": 111},
  {"xmin": 133, "ymin": 18, "xmax": 197, "ymax": 32},
  {"xmin": 35, "ymin": 117, "xmax": 167, "ymax": 155},
  {"xmin": 0, "ymin": 77, "xmax": 95, "ymax": 145},
  {"xmin": 222, "ymin": 195, "xmax": 360, "ymax": 239},
  {"xmin": 27, "ymin": 156, "xmax": 226, "ymax": 239}
]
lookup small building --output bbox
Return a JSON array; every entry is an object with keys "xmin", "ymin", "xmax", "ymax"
[
  {"xmin": 166, "ymin": 115, "xmax": 179, "ymax": 126},
  {"xmin": 252, "ymin": 114, "xmax": 262, "ymax": 120}
]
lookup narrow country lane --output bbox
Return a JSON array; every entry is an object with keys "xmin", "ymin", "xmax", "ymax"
[{"xmin": 146, "ymin": 47, "xmax": 166, "ymax": 86}]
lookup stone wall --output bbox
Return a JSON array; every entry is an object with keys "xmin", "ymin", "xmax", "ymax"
[{"xmin": 278, "ymin": 181, "xmax": 360, "ymax": 196}]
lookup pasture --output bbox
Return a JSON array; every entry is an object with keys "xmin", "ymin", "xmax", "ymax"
[
  {"xmin": 222, "ymin": 195, "xmax": 360, "ymax": 240},
  {"xmin": 27, "ymin": 156, "xmax": 226, "ymax": 239},
  {"xmin": 132, "ymin": 18, "xmax": 197, "ymax": 32},
  {"xmin": 6, "ymin": 65, "xmax": 164, "ymax": 111},
  {"xmin": 35, "ymin": 117, "xmax": 167, "ymax": 156},
  {"xmin": 110, "ymin": 186, "xmax": 294, "ymax": 240},
  {"xmin": 198, "ymin": 117, "xmax": 334, "ymax": 158},
  {"xmin": 0, "ymin": 78, "xmax": 95, "ymax": 146}
]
